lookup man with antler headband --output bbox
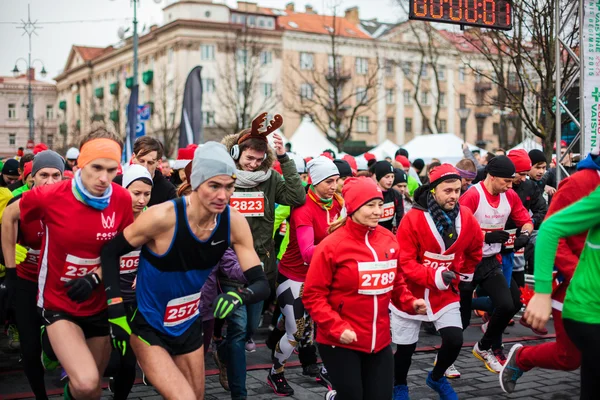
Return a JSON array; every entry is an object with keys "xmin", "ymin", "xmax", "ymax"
[{"xmin": 218, "ymin": 113, "xmax": 306, "ymax": 399}]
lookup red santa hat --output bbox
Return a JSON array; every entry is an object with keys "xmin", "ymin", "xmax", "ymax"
[
  {"xmin": 553, "ymin": 140, "xmax": 567, "ymax": 151},
  {"xmin": 363, "ymin": 152, "xmax": 376, "ymax": 162},
  {"xmin": 429, "ymin": 164, "xmax": 461, "ymax": 188},
  {"xmin": 21, "ymin": 161, "xmax": 33, "ymax": 180},
  {"xmin": 342, "ymin": 154, "xmax": 358, "ymax": 175},
  {"xmin": 342, "ymin": 177, "xmax": 383, "ymax": 215},
  {"xmin": 395, "ymin": 155, "xmax": 411, "ymax": 169},
  {"xmin": 33, "ymin": 143, "xmax": 48, "ymax": 155},
  {"xmin": 173, "ymin": 144, "xmax": 198, "ymax": 169},
  {"xmin": 508, "ymin": 149, "xmax": 532, "ymax": 173}
]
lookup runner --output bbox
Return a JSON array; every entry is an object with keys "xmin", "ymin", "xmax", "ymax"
[
  {"xmin": 65, "ymin": 147, "xmax": 79, "ymax": 171},
  {"xmin": 522, "ymin": 184, "xmax": 600, "ymax": 400},
  {"xmin": 1, "ymin": 159, "xmax": 20, "ymax": 188},
  {"xmin": 371, "ymin": 161, "xmax": 404, "ymax": 232},
  {"xmin": 459, "ymin": 156, "xmax": 533, "ymax": 373},
  {"xmin": 1, "ymin": 132, "xmax": 133, "ymax": 400},
  {"xmin": 1, "ymin": 150, "xmax": 65, "ymax": 400},
  {"xmin": 391, "ymin": 164, "xmax": 483, "ymax": 400},
  {"xmin": 455, "ymin": 158, "xmax": 477, "ymax": 195},
  {"xmin": 11, "ymin": 161, "xmax": 34, "ymax": 196},
  {"xmin": 394, "ymin": 156, "xmax": 419, "ymax": 196},
  {"xmin": 105, "ymin": 164, "xmax": 153, "ymax": 399},
  {"xmin": 392, "ymin": 168, "xmax": 414, "ymax": 213},
  {"xmin": 333, "ymin": 159, "xmax": 353, "ymax": 195},
  {"xmin": 303, "ymin": 176, "xmax": 427, "ymax": 400},
  {"xmin": 8, "ymin": 153, "xmax": 34, "ymax": 191},
  {"xmin": 100, "ymin": 142, "xmax": 270, "ymax": 400},
  {"xmin": 499, "ymin": 149, "xmax": 600, "ymax": 394},
  {"xmin": 267, "ymin": 155, "xmax": 342, "ymax": 396}
]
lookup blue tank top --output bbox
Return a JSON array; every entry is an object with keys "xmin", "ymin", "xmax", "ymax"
[{"xmin": 136, "ymin": 197, "xmax": 230, "ymax": 336}]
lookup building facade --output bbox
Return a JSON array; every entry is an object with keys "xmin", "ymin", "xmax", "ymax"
[
  {"xmin": 54, "ymin": 0, "xmax": 506, "ymax": 156},
  {"xmin": 0, "ymin": 69, "xmax": 58, "ymax": 157}
]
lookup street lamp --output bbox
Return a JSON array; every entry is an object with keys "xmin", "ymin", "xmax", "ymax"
[
  {"xmin": 12, "ymin": 57, "xmax": 47, "ymax": 143},
  {"xmin": 457, "ymin": 107, "xmax": 471, "ymax": 143}
]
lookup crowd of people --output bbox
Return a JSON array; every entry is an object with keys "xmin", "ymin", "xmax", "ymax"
[{"xmin": 0, "ymin": 115, "xmax": 596, "ymax": 400}]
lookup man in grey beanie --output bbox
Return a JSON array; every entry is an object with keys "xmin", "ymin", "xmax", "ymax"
[
  {"xmin": 100, "ymin": 141, "xmax": 270, "ymax": 400},
  {"xmin": 11, "ymin": 151, "xmax": 66, "ymax": 197}
]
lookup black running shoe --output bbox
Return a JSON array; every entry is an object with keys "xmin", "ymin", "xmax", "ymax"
[
  {"xmin": 267, "ymin": 371, "xmax": 294, "ymax": 396},
  {"xmin": 316, "ymin": 367, "xmax": 333, "ymax": 390},
  {"xmin": 302, "ymin": 363, "xmax": 320, "ymax": 377}
]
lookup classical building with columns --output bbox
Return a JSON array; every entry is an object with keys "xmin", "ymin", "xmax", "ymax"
[{"xmin": 54, "ymin": 0, "xmax": 504, "ymax": 155}]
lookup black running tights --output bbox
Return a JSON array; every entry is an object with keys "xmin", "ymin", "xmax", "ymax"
[
  {"xmin": 318, "ymin": 343, "xmax": 393, "ymax": 400},
  {"xmin": 563, "ymin": 318, "xmax": 600, "ymax": 400},
  {"xmin": 394, "ymin": 327, "xmax": 463, "ymax": 385},
  {"xmin": 15, "ymin": 277, "xmax": 48, "ymax": 400},
  {"xmin": 105, "ymin": 303, "xmax": 138, "ymax": 400}
]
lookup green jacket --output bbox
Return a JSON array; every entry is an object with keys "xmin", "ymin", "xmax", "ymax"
[
  {"xmin": 273, "ymin": 204, "xmax": 291, "ymax": 260},
  {"xmin": 11, "ymin": 184, "xmax": 29, "ymax": 197},
  {"xmin": 222, "ymin": 134, "xmax": 306, "ymax": 281},
  {"xmin": 407, "ymin": 175, "xmax": 419, "ymax": 197},
  {"xmin": 534, "ymin": 186, "xmax": 600, "ymax": 324}
]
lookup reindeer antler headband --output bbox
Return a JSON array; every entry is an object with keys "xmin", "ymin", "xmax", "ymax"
[{"xmin": 237, "ymin": 112, "xmax": 283, "ymax": 144}]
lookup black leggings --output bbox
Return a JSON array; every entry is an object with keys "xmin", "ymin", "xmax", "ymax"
[
  {"xmin": 104, "ymin": 303, "xmax": 137, "ymax": 400},
  {"xmin": 318, "ymin": 343, "xmax": 393, "ymax": 400},
  {"xmin": 15, "ymin": 277, "xmax": 48, "ymax": 400},
  {"xmin": 563, "ymin": 319, "xmax": 600, "ymax": 400},
  {"xmin": 394, "ymin": 327, "xmax": 463, "ymax": 385}
]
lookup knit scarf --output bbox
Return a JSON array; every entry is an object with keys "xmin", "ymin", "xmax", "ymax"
[
  {"xmin": 234, "ymin": 169, "xmax": 272, "ymax": 189},
  {"xmin": 307, "ymin": 186, "xmax": 343, "ymax": 211},
  {"xmin": 427, "ymin": 192, "xmax": 459, "ymax": 236},
  {"xmin": 72, "ymin": 170, "xmax": 112, "ymax": 211}
]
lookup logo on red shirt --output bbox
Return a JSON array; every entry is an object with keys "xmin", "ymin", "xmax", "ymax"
[{"xmin": 97, "ymin": 211, "xmax": 117, "ymax": 241}]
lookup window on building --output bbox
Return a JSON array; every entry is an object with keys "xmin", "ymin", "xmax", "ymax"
[
  {"xmin": 476, "ymin": 91, "xmax": 484, "ymax": 106},
  {"xmin": 300, "ymin": 52, "xmax": 314, "ymax": 70},
  {"xmin": 356, "ymin": 87, "xmax": 368, "ymax": 103},
  {"xmin": 168, "ymin": 79, "xmax": 175, "ymax": 99},
  {"xmin": 260, "ymin": 51, "xmax": 272, "ymax": 65},
  {"xmin": 203, "ymin": 111, "xmax": 216, "ymax": 127},
  {"xmin": 202, "ymin": 78, "xmax": 216, "ymax": 93},
  {"xmin": 403, "ymin": 90, "xmax": 412, "ymax": 105},
  {"xmin": 328, "ymin": 55, "xmax": 342, "ymax": 74},
  {"xmin": 261, "ymin": 82, "xmax": 273, "ymax": 98},
  {"xmin": 329, "ymin": 84, "xmax": 342, "ymax": 101},
  {"xmin": 238, "ymin": 81, "xmax": 248, "ymax": 96},
  {"xmin": 355, "ymin": 57, "xmax": 368, "ymax": 75},
  {"xmin": 300, "ymin": 83, "xmax": 314, "ymax": 101},
  {"xmin": 439, "ymin": 92, "xmax": 446, "ymax": 107},
  {"xmin": 459, "ymin": 67, "xmax": 466, "ymax": 82},
  {"xmin": 405, "ymin": 118, "xmax": 413, "ymax": 133},
  {"xmin": 248, "ymin": 16, "xmax": 256, "ymax": 26},
  {"xmin": 384, "ymin": 59, "xmax": 394, "ymax": 76},
  {"xmin": 439, "ymin": 119, "xmax": 447, "ymax": 132},
  {"xmin": 459, "ymin": 94, "xmax": 466, "ymax": 109},
  {"xmin": 423, "ymin": 118, "xmax": 431, "ymax": 134},
  {"xmin": 168, "ymin": 47, "xmax": 174, "ymax": 64},
  {"xmin": 237, "ymin": 49, "xmax": 248, "ymax": 65},
  {"xmin": 402, "ymin": 62, "xmax": 412, "ymax": 76},
  {"xmin": 420, "ymin": 64, "xmax": 428, "ymax": 77},
  {"xmin": 387, "ymin": 117, "xmax": 395, "ymax": 133},
  {"xmin": 47, "ymin": 134, "xmax": 54, "ymax": 148},
  {"xmin": 386, "ymin": 88, "xmax": 395, "ymax": 105},
  {"xmin": 421, "ymin": 91, "xmax": 429, "ymax": 105},
  {"xmin": 357, "ymin": 116, "xmax": 369, "ymax": 132},
  {"xmin": 8, "ymin": 103, "xmax": 16, "ymax": 119},
  {"xmin": 266, "ymin": 18, "xmax": 274, "ymax": 28},
  {"xmin": 9, "ymin": 133, "xmax": 16, "ymax": 145},
  {"xmin": 200, "ymin": 44, "xmax": 215, "ymax": 61},
  {"xmin": 437, "ymin": 66, "xmax": 445, "ymax": 80}
]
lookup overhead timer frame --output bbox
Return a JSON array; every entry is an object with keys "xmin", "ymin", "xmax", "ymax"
[{"xmin": 408, "ymin": 0, "xmax": 513, "ymax": 30}]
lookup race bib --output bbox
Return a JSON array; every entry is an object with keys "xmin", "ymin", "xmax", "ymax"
[
  {"xmin": 61, "ymin": 255, "xmax": 100, "ymax": 282},
  {"xmin": 504, "ymin": 229, "xmax": 517, "ymax": 249},
  {"xmin": 230, "ymin": 192, "xmax": 265, "ymax": 217},
  {"xmin": 119, "ymin": 251, "xmax": 140, "ymax": 274},
  {"xmin": 422, "ymin": 251, "xmax": 455, "ymax": 270},
  {"xmin": 515, "ymin": 247, "xmax": 525, "ymax": 255},
  {"xmin": 163, "ymin": 292, "xmax": 201, "ymax": 327},
  {"xmin": 279, "ymin": 220, "xmax": 287, "ymax": 236},
  {"xmin": 357, "ymin": 260, "xmax": 397, "ymax": 295},
  {"xmin": 25, "ymin": 249, "xmax": 40, "ymax": 265},
  {"xmin": 380, "ymin": 202, "xmax": 395, "ymax": 222},
  {"xmin": 480, "ymin": 223, "xmax": 504, "ymax": 235}
]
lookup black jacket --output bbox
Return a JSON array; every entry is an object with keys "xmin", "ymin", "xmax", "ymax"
[
  {"xmin": 505, "ymin": 179, "xmax": 547, "ymax": 231},
  {"xmin": 113, "ymin": 170, "xmax": 177, "ymax": 207},
  {"xmin": 378, "ymin": 187, "xmax": 404, "ymax": 232}
]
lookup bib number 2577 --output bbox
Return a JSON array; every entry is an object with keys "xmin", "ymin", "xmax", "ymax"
[{"xmin": 164, "ymin": 292, "xmax": 201, "ymax": 327}]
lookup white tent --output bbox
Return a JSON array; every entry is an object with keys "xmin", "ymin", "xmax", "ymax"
[
  {"xmin": 289, "ymin": 118, "xmax": 337, "ymax": 158},
  {"xmin": 509, "ymin": 137, "xmax": 543, "ymax": 152},
  {"xmin": 401, "ymin": 133, "xmax": 486, "ymax": 164},
  {"xmin": 368, "ymin": 139, "xmax": 400, "ymax": 160}
]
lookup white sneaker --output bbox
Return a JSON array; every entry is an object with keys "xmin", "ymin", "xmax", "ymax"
[
  {"xmin": 325, "ymin": 390, "xmax": 337, "ymax": 400},
  {"xmin": 472, "ymin": 342, "xmax": 503, "ymax": 373},
  {"xmin": 433, "ymin": 355, "xmax": 461, "ymax": 379}
]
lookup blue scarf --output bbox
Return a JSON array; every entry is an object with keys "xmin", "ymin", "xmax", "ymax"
[
  {"xmin": 72, "ymin": 170, "xmax": 112, "ymax": 211},
  {"xmin": 577, "ymin": 152, "xmax": 600, "ymax": 172}
]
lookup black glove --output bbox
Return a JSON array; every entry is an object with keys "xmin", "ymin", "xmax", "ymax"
[
  {"xmin": 441, "ymin": 271, "xmax": 456, "ymax": 286},
  {"xmin": 514, "ymin": 232, "xmax": 530, "ymax": 251},
  {"xmin": 107, "ymin": 303, "xmax": 132, "ymax": 356},
  {"xmin": 4, "ymin": 268, "xmax": 17, "ymax": 309},
  {"xmin": 64, "ymin": 273, "xmax": 100, "ymax": 303},
  {"xmin": 213, "ymin": 291, "xmax": 244, "ymax": 319},
  {"xmin": 485, "ymin": 230, "xmax": 510, "ymax": 244}
]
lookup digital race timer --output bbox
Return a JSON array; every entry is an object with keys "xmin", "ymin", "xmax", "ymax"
[{"xmin": 409, "ymin": 0, "xmax": 513, "ymax": 31}]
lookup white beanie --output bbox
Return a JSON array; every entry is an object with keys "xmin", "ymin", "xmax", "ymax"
[
  {"xmin": 287, "ymin": 152, "xmax": 306, "ymax": 174},
  {"xmin": 123, "ymin": 164, "xmax": 153, "ymax": 189},
  {"xmin": 307, "ymin": 156, "xmax": 339, "ymax": 185},
  {"xmin": 66, "ymin": 147, "xmax": 79, "ymax": 160}
]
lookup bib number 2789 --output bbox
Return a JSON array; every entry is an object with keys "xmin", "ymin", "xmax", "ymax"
[{"xmin": 357, "ymin": 260, "xmax": 397, "ymax": 295}]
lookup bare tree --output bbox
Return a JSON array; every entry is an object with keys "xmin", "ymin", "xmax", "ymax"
[
  {"xmin": 213, "ymin": 26, "xmax": 278, "ymax": 136},
  {"xmin": 152, "ymin": 67, "xmax": 182, "ymax": 158},
  {"xmin": 460, "ymin": 0, "xmax": 579, "ymax": 157},
  {"xmin": 284, "ymin": 11, "xmax": 380, "ymax": 152}
]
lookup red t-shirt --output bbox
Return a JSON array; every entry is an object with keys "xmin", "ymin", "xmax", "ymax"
[
  {"xmin": 17, "ymin": 207, "xmax": 45, "ymax": 282},
  {"xmin": 278, "ymin": 199, "xmax": 343, "ymax": 282},
  {"xmin": 20, "ymin": 180, "xmax": 134, "ymax": 317}
]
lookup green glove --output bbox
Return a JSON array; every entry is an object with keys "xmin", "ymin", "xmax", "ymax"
[
  {"xmin": 107, "ymin": 303, "xmax": 132, "ymax": 356},
  {"xmin": 15, "ymin": 244, "xmax": 28, "ymax": 264},
  {"xmin": 213, "ymin": 291, "xmax": 243, "ymax": 319}
]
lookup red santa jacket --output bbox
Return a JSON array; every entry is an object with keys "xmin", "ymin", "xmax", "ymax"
[
  {"xmin": 546, "ymin": 168, "xmax": 600, "ymax": 309},
  {"xmin": 303, "ymin": 217, "xmax": 418, "ymax": 354},
  {"xmin": 392, "ymin": 205, "xmax": 483, "ymax": 320}
]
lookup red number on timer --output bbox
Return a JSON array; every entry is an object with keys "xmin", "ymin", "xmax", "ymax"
[
  {"xmin": 414, "ymin": 0, "xmax": 427, "ymax": 17},
  {"xmin": 465, "ymin": 0, "xmax": 478, "ymax": 22},
  {"xmin": 448, "ymin": 0, "xmax": 462, "ymax": 21},
  {"xmin": 505, "ymin": 1, "xmax": 511, "ymax": 26},
  {"xmin": 430, "ymin": 0, "xmax": 443, "ymax": 18},
  {"xmin": 483, "ymin": 0, "xmax": 496, "ymax": 24}
]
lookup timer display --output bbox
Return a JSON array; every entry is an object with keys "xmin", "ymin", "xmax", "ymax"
[{"xmin": 409, "ymin": 0, "xmax": 512, "ymax": 31}]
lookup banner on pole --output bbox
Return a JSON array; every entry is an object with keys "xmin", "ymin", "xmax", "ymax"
[{"xmin": 582, "ymin": 0, "xmax": 600, "ymax": 154}]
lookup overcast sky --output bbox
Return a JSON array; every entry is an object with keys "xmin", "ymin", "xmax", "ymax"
[{"xmin": 0, "ymin": 0, "xmax": 406, "ymax": 83}]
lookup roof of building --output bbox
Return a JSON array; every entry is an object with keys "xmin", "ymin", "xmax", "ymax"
[
  {"xmin": 73, "ymin": 45, "xmax": 114, "ymax": 61},
  {"xmin": 275, "ymin": 11, "xmax": 371, "ymax": 39},
  {"xmin": 359, "ymin": 19, "xmax": 396, "ymax": 38}
]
